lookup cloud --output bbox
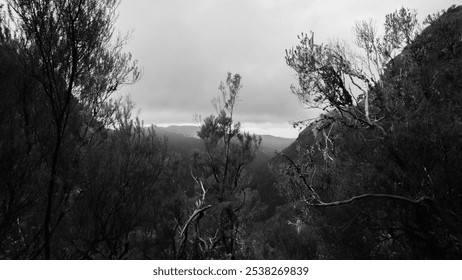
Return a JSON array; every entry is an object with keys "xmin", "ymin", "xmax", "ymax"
[{"xmin": 115, "ymin": 0, "xmax": 455, "ymax": 137}]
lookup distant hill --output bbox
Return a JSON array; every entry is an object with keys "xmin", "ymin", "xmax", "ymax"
[
  {"xmin": 251, "ymin": 124, "xmax": 319, "ymax": 215},
  {"xmin": 150, "ymin": 125, "xmax": 203, "ymax": 158},
  {"xmin": 158, "ymin": 125, "xmax": 201, "ymax": 138},
  {"xmin": 257, "ymin": 134, "xmax": 295, "ymax": 162},
  {"xmin": 269, "ymin": 124, "xmax": 318, "ymax": 165},
  {"xmin": 153, "ymin": 125, "xmax": 294, "ymax": 164},
  {"xmin": 149, "ymin": 125, "xmax": 295, "ymax": 215}
]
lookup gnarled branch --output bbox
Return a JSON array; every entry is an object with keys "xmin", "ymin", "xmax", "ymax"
[{"xmin": 304, "ymin": 193, "xmax": 432, "ymax": 207}]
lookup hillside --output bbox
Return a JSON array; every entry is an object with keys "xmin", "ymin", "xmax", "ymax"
[
  {"xmin": 151, "ymin": 125, "xmax": 203, "ymax": 158},
  {"xmin": 269, "ymin": 124, "xmax": 317, "ymax": 164},
  {"xmin": 150, "ymin": 125, "xmax": 295, "ymax": 214},
  {"xmin": 153, "ymin": 125, "xmax": 294, "ymax": 164}
]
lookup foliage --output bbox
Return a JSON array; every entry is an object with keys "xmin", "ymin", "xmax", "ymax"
[
  {"xmin": 248, "ymin": 205, "xmax": 320, "ymax": 259},
  {"xmin": 278, "ymin": 5, "xmax": 462, "ymax": 259},
  {"xmin": 180, "ymin": 73, "xmax": 263, "ymax": 259},
  {"xmin": 2, "ymin": 1, "xmax": 461, "ymax": 260},
  {"xmin": 0, "ymin": 0, "xmax": 142, "ymax": 259},
  {"xmin": 59, "ymin": 98, "xmax": 170, "ymax": 259}
]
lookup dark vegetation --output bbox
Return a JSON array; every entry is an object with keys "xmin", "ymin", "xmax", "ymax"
[{"xmin": 0, "ymin": 1, "xmax": 461, "ymax": 259}]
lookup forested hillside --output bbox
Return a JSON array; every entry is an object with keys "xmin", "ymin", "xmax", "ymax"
[
  {"xmin": 152, "ymin": 125, "xmax": 293, "ymax": 164},
  {"xmin": 0, "ymin": 1, "xmax": 461, "ymax": 259},
  {"xmin": 276, "ymin": 5, "xmax": 462, "ymax": 258}
]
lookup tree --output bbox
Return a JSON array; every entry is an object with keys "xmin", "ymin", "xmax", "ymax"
[
  {"xmin": 5, "ymin": 0, "xmax": 140, "ymax": 259},
  {"xmin": 279, "ymin": 6, "xmax": 462, "ymax": 258},
  {"xmin": 175, "ymin": 73, "xmax": 262, "ymax": 259},
  {"xmin": 0, "ymin": 10, "xmax": 45, "ymax": 259},
  {"xmin": 59, "ymin": 98, "xmax": 171, "ymax": 259},
  {"xmin": 285, "ymin": 7, "xmax": 419, "ymax": 132}
]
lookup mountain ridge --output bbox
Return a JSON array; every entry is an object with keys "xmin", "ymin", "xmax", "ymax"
[{"xmin": 152, "ymin": 125, "xmax": 295, "ymax": 163}]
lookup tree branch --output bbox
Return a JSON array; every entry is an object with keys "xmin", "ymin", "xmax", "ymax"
[
  {"xmin": 305, "ymin": 193, "xmax": 433, "ymax": 207},
  {"xmin": 278, "ymin": 152, "xmax": 321, "ymax": 202}
]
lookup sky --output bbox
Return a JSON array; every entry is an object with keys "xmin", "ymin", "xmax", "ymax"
[{"xmin": 115, "ymin": 0, "xmax": 455, "ymax": 138}]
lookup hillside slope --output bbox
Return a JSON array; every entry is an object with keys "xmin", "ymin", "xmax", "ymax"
[{"xmin": 153, "ymin": 125, "xmax": 294, "ymax": 164}]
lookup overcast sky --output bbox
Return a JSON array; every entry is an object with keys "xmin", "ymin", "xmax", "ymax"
[{"xmin": 115, "ymin": 0, "xmax": 455, "ymax": 138}]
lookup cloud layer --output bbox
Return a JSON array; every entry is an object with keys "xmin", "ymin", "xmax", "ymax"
[{"xmin": 115, "ymin": 0, "xmax": 454, "ymax": 137}]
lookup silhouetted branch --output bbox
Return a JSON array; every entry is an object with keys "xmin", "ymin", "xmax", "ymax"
[{"xmin": 304, "ymin": 193, "xmax": 432, "ymax": 207}]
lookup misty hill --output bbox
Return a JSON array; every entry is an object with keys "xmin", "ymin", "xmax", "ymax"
[
  {"xmin": 270, "ymin": 125, "xmax": 317, "ymax": 165},
  {"xmin": 158, "ymin": 125, "xmax": 200, "ymax": 138},
  {"xmin": 252, "ymin": 124, "xmax": 319, "ymax": 214},
  {"xmin": 153, "ymin": 125, "xmax": 294, "ymax": 164},
  {"xmin": 257, "ymin": 134, "xmax": 296, "ymax": 162},
  {"xmin": 149, "ymin": 125, "xmax": 295, "ymax": 214},
  {"xmin": 150, "ymin": 125, "xmax": 202, "ymax": 158}
]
